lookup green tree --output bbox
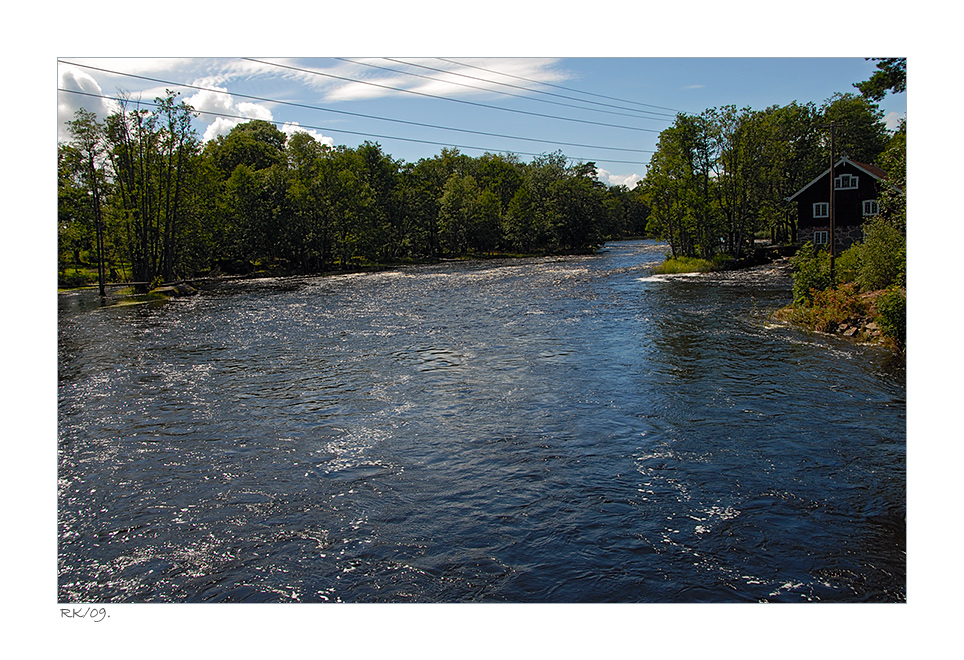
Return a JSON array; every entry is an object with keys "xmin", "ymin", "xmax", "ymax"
[
  {"xmin": 285, "ymin": 131, "xmax": 332, "ymax": 272},
  {"xmin": 156, "ymin": 92, "xmax": 199, "ymax": 281},
  {"xmin": 643, "ymin": 113, "xmax": 719, "ymax": 258},
  {"xmin": 854, "ymin": 58, "xmax": 906, "ymax": 101},
  {"xmin": 104, "ymin": 91, "xmax": 200, "ymax": 286},
  {"xmin": 820, "ymin": 93, "xmax": 889, "ymax": 164},
  {"xmin": 64, "ymin": 108, "xmax": 109, "ymax": 295},
  {"xmin": 438, "ymin": 173, "xmax": 481, "ymax": 256},
  {"xmin": 207, "ymin": 119, "xmax": 286, "ymax": 177},
  {"xmin": 876, "ymin": 118, "xmax": 906, "ymax": 231},
  {"xmin": 551, "ymin": 162, "xmax": 606, "ymax": 251},
  {"xmin": 756, "ymin": 102, "xmax": 824, "ymax": 244},
  {"xmin": 58, "ymin": 143, "xmax": 95, "ymax": 279}
]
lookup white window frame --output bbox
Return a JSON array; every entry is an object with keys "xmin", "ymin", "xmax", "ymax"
[
  {"xmin": 813, "ymin": 202, "xmax": 829, "ymax": 218},
  {"xmin": 863, "ymin": 199, "xmax": 879, "ymax": 216},
  {"xmin": 835, "ymin": 173, "xmax": 859, "ymax": 190},
  {"xmin": 813, "ymin": 230, "xmax": 829, "ymax": 245}
]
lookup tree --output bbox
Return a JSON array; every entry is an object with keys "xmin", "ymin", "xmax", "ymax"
[
  {"xmin": 103, "ymin": 91, "xmax": 201, "ymax": 286},
  {"xmin": 551, "ymin": 162, "xmax": 606, "ymax": 251},
  {"xmin": 285, "ymin": 131, "xmax": 332, "ymax": 272},
  {"xmin": 642, "ymin": 113, "xmax": 720, "ymax": 258},
  {"xmin": 756, "ymin": 102, "xmax": 824, "ymax": 244},
  {"xmin": 207, "ymin": 119, "xmax": 286, "ymax": 176},
  {"xmin": 854, "ymin": 58, "xmax": 906, "ymax": 101},
  {"xmin": 64, "ymin": 108, "xmax": 109, "ymax": 296},
  {"xmin": 820, "ymin": 93, "xmax": 889, "ymax": 164},
  {"xmin": 876, "ymin": 118, "xmax": 906, "ymax": 231},
  {"xmin": 58, "ymin": 143, "xmax": 95, "ymax": 278},
  {"xmin": 438, "ymin": 173, "xmax": 480, "ymax": 256},
  {"xmin": 156, "ymin": 92, "xmax": 199, "ymax": 281}
]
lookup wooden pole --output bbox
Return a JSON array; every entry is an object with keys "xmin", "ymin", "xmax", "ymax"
[{"xmin": 829, "ymin": 121, "xmax": 836, "ymax": 287}]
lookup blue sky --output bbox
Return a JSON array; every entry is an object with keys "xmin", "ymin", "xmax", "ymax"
[{"xmin": 57, "ymin": 57, "xmax": 905, "ymax": 189}]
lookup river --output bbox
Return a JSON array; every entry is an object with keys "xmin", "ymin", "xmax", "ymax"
[{"xmin": 57, "ymin": 239, "xmax": 905, "ymax": 602}]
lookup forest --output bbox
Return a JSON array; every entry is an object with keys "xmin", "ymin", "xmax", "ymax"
[
  {"xmin": 58, "ymin": 97, "xmax": 649, "ymax": 288},
  {"xmin": 58, "ymin": 65, "xmax": 905, "ymax": 290}
]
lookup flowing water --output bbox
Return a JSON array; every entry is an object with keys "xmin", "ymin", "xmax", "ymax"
[{"xmin": 58, "ymin": 240, "xmax": 905, "ymax": 602}]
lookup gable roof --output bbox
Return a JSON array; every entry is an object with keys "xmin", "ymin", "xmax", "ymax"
[{"xmin": 786, "ymin": 157, "xmax": 888, "ymax": 202}]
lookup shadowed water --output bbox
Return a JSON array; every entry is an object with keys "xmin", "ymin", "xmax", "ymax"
[{"xmin": 58, "ymin": 240, "xmax": 905, "ymax": 602}]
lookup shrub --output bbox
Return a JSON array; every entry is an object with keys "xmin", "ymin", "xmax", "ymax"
[
  {"xmin": 876, "ymin": 284, "xmax": 906, "ymax": 350},
  {"xmin": 787, "ymin": 282, "xmax": 867, "ymax": 333},
  {"xmin": 59, "ymin": 270, "xmax": 93, "ymax": 288},
  {"xmin": 834, "ymin": 245, "xmax": 862, "ymax": 285},
  {"xmin": 790, "ymin": 242, "xmax": 833, "ymax": 303},
  {"xmin": 853, "ymin": 217, "xmax": 906, "ymax": 291}
]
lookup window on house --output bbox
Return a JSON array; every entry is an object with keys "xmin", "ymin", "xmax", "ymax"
[
  {"xmin": 813, "ymin": 202, "xmax": 829, "ymax": 218},
  {"xmin": 813, "ymin": 231, "xmax": 829, "ymax": 245},
  {"xmin": 863, "ymin": 200, "xmax": 879, "ymax": 216},
  {"xmin": 835, "ymin": 173, "xmax": 858, "ymax": 189}
]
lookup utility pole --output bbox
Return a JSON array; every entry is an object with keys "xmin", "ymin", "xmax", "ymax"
[{"xmin": 828, "ymin": 121, "xmax": 836, "ymax": 287}]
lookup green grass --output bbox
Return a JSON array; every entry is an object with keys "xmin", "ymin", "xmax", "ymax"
[{"xmin": 652, "ymin": 256, "xmax": 715, "ymax": 274}]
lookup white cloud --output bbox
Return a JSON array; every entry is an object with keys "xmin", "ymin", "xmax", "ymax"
[
  {"xmin": 186, "ymin": 86, "xmax": 235, "ymax": 116},
  {"xmin": 596, "ymin": 167, "xmax": 642, "ymax": 189},
  {"xmin": 185, "ymin": 86, "xmax": 277, "ymax": 142},
  {"xmin": 57, "ymin": 66, "xmax": 120, "ymax": 141},
  {"xmin": 318, "ymin": 57, "xmax": 567, "ymax": 103},
  {"xmin": 281, "ymin": 122, "xmax": 335, "ymax": 148}
]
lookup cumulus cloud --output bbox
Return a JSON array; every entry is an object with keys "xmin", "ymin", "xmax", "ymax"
[
  {"xmin": 281, "ymin": 122, "xmax": 335, "ymax": 148},
  {"xmin": 185, "ymin": 86, "xmax": 277, "ymax": 142},
  {"xmin": 596, "ymin": 167, "xmax": 642, "ymax": 189},
  {"xmin": 57, "ymin": 66, "xmax": 120, "ymax": 141}
]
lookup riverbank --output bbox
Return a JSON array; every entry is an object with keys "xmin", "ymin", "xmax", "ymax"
[{"xmin": 771, "ymin": 283, "xmax": 906, "ymax": 354}]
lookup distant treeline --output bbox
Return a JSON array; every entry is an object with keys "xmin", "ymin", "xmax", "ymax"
[{"xmin": 58, "ymin": 92, "xmax": 651, "ymax": 285}]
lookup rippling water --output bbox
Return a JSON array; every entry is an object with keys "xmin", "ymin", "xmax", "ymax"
[{"xmin": 58, "ymin": 240, "xmax": 905, "ymax": 602}]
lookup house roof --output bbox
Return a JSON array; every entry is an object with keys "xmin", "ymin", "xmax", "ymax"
[{"xmin": 785, "ymin": 157, "xmax": 889, "ymax": 202}]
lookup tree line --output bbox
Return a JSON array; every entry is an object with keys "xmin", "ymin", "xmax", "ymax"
[
  {"xmin": 58, "ymin": 93, "xmax": 651, "ymax": 289},
  {"xmin": 640, "ymin": 92, "xmax": 903, "ymax": 260}
]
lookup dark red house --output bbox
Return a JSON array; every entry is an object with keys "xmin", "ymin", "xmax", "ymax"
[{"xmin": 787, "ymin": 157, "xmax": 891, "ymax": 252}]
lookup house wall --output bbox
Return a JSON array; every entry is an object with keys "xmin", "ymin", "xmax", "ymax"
[{"xmin": 794, "ymin": 162, "xmax": 883, "ymax": 252}]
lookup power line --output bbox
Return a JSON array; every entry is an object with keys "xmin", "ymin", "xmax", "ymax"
[
  {"xmin": 390, "ymin": 57, "xmax": 678, "ymax": 119},
  {"xmin": 242, "ymin": 57, "xmax": 662, "ymax": 134},
  {"xmin": 59, "ymin": 88, "xmax": 651, "ymax": 166},
  {"xmin": 58, "ymin": 60, "xmax": 653, "ymax": 156},
  {"xmin": 437, "ymin": 58, "xmax": 685, "ymax": 114},
  {"xmin": 334, "ymin": 57, "xmax": 673, "ymax": 122}
]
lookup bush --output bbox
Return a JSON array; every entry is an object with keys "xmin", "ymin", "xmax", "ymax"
[
  {"xmin": 59, "ymin": 270, "xmax": 94, "ymax": 288},
  {"xmin": 834, "ymin": 246, "xmax": 862, "ymax": 285},
  {"xmin": 786, "ymin": 282, "xmax": 867, "ymax": 333},
  {"xmin": 790, "ymin": 242, "xmax": 833, "ymax": 303},
  {"xmin": 846, "ymin": 217, "xmax": 906, "ymax": 291},
  {"xmin": 876, "ymin": 284, "xmax": 906, "ymax": 350}
]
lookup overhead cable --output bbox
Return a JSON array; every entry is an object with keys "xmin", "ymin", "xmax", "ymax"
[
  {"xmin": 242, "ymin": 57, "xmax": 661, "ymax": 134},
  {"xmin": 437, "ymin": 58, "xmax": 685, "ymax": 114},
  {"xmin": 332, "ymin": 57, "xmax": 673, "ymax": 122},
  {"xmin": 58, "ymin": 88, "xmax": 651, "ymax": 166},
  {"xmin": 59, "ymin": 60, "xmax": 653, "ymax": 155}
]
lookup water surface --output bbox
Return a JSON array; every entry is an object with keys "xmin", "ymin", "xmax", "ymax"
[{"xmin": 58, "ymin": 240, "xmax": 905, "ymax": 602}]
